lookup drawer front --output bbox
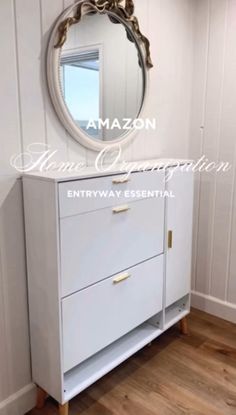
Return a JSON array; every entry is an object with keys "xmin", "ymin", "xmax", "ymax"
[
  {"xmin": 60, "ymin": 196, "xmax": 164, "ymax": 297},
  {"xmin": 59, "ymin": 170, "xmax": 165, "ymax": 217},
  {"xmin": 62, "ymin": 256, "xmax": 164, "ymax": 372}
]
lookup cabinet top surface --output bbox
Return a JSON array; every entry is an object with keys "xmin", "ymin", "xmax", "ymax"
[{"xmin": 23, "ymin": 158, "xmax": 192, "ymax": 183}]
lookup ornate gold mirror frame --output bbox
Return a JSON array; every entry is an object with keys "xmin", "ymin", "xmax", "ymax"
[{"xmin": 54, "ymin": 0, "xmax": 153, "ymax": 69}]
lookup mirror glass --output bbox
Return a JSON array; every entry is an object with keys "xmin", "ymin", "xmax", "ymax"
[{"xmin": 59, "ymin": 12, "xmax": 145, "ymax": 142}]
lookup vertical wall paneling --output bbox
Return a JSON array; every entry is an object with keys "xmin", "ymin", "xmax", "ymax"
[
  {"xmin": 140, "ymin": 0, "xmax": 162, "ymax": 161},
  {"xmin": 189, "ymin": 0, "xmax": 210, "ymax": 291},
  {"xmin": 194, "ymin": 0, "xmax": 228, "ymax": 296},
  {"xmin": 149, "ymin": 0, "xmax": 193, "ymax": 160},
  {"xmin": 191, "ymin": 0, "xmax": 236, "ymax": 322},
  {"xmin": 228, "ymin": 165, "xmax": 236, "ymax": 302},
  {"xmin": 15, "ymin": 0, "xmax": 46, "ymax": 162},
  {"xmin": 223, "ymin": 0, "xmax": 236, "ymax": 304},
  {"xmin": 0, "ymin": 238, "xmax": 8, "ymax": 402},
  {"xmin": 0, "ymin": 0, "xmax": 32, "ymax": 408},
  {"xmin": 40, "ymin": 0, "xmax": 69, "ymax": 162},
  {"xmin": 210, "ymin": 0, "xmax": 236, "ymax": 300},
  {"xmin": 0, "ymin": 0, "xmax": 22, "ymax": 176},
  {"xmin": 0, "ymin": 180, "xmax": 32, "ymax": 400}
]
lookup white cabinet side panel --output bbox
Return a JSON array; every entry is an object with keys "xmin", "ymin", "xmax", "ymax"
[{"xmin": 23, "ymin": 178, "xmax": 63, "ymax": 403}]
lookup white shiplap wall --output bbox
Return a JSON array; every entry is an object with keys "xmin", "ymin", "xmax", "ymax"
[
  {"xmin": 0, "ymin": 0, "xmax": 194, "ymax": 413},
  {"xmin": 190, "ymin": 0, "xmax": 236, "ymax": 322}
]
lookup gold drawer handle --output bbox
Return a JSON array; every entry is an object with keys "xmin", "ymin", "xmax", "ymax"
[
  {"xmin": 168, "ymin": 230, "xmax": 173, "ymax": 249},
  {"xmin": 112, "ymin": 178, "xmax": 130, "ymax": 184},
  {"xmin": 113, "ymin": 272, "xmax": 131, "ymax": 284},
  {"xmin": 112, "ymin": 205, "xmax": 130, "ymax": 214}
]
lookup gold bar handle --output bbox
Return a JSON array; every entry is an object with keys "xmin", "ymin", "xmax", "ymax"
[
  {"xmin": 168, "ymin": 230, "xmax": 173, "ymax": 249},
  {"xmin": 112, "ymin": 205, "xmax": 130, "ymax": 214},
  {"xmin": 113, "ymin": 272, "xmax": 131, "ymax": 284},
  {"xmin": 112, "ymin": 178, "xmax": 130, "ymax": 184}
]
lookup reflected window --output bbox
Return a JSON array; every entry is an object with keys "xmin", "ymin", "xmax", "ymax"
[{"xmin": 60, "ymin": 49, "xmax": 100, "ymax": 138}]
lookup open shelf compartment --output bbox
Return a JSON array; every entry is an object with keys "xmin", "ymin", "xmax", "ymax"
[{"xmin": 64, "ymin": 321, "xmax": 163, "ymax": 402}]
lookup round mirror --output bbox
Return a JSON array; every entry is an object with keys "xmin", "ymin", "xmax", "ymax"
[{"xmin": 47, "ymin": 1, "xmax": 151, "ymax": 151}]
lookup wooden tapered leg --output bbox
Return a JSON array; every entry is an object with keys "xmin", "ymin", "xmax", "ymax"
[
  {"xmin": 36, "ymin": 387, "xmax": 48, "ymax": 409},
  {"xmin": 179, "ymin": 316, "xmax": 188, "ymax": 335},
  {"xmin": 59, "ymin": 402, "xmax": 69, "ymax": 415}
]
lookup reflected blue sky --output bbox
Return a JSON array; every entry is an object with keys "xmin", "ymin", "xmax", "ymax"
[{"xmin": 64, "ymin": 65, "xmax": 99, "ymax": 122}]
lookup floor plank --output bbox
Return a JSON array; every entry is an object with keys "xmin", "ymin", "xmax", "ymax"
[{"xmin": 27, "ymin": 309, "xmax": 236, "ymax": 414}]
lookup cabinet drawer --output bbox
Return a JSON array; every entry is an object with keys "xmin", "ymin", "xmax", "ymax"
[
  {"xmin": 62, "ymin": 255, "xmax": 163, "ymax": 372},
  {"xmin": 58, "ymin": 170, "xmax": 165, "ymax": 217},
  {"xmin": 60, "ymin": 196, "xmax": 164, "ymax": 297}
]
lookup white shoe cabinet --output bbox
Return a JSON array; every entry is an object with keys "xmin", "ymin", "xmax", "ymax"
[{"xmin": 23, "ymin": 160, "xmax": 194, "ymax": 414}]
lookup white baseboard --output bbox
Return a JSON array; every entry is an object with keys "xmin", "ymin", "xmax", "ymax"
[
  {"xmin": 0, "ymin": 384, "xmax": 36, "ymax": 415},
  {"xmin": 191, "ymin": 291, "xmax": 236, "ymax": 324}
]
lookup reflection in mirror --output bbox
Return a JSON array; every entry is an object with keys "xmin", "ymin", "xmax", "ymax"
[
  {"xmin": 60, "ymin": 49, "xmax": 100, "ymax": 138},
  {"xmin": 59, "ymin": 13, "xmax": 144, "ymax": 142}
]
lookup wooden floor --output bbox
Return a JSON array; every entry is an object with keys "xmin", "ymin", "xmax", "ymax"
[{"xmin": 27, "ymin": 309, "xmax": 236, "ymax": 415}]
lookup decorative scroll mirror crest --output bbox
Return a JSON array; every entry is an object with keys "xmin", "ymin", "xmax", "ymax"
[
  {"xmin": 47, "ymin": 0, "xmax": 153, "ymax": 151},
  {"xmin": 54, "ymin": 0, "xmax": 153, "ymax": 69}
]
